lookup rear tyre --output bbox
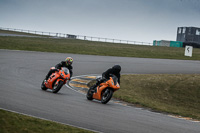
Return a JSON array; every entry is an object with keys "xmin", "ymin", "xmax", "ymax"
[
  {"xmin": 101, "ymin": 88, "xmax": 113, "ymax": 104},
  {"xmin": 86, "ymin": 87, "xmax": 94, "ymax": 100},
  {"xmin": 41, "ymin": 80, "xmax": 47, "ymax": 90},
  {"xmin": 52, "ymin": 80, "xmax": 64, "ymax": 93}
]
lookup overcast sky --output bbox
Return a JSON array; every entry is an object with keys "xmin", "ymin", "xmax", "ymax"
[{"xmin": 0, "ymin": 0, "xmax": 200, "ymax": 43}]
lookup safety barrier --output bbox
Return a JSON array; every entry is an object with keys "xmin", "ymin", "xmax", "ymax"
[{"xmin": 0, "ymin": 27, "xmax": 152, "ymax": 45}]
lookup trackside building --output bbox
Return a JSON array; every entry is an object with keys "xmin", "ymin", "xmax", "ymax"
[
  {"xmin": 176, "ymin": 27, "xmax": 200, "ymax": 48},
  {"xmin": 153, "ymin": 27, "xmax": 200, "ymax": 48}
]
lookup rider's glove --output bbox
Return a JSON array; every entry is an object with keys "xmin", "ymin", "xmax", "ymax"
[
  {"xmin": 96, "ymin": 77, "xmax": 101, "ymax": 82},
  {"xmin": 54, "ymin": 69, "xmax": 59, "ymax": 72},
  {"xmin": 109, "ymin": 74, "xmax": 113, "ymax": 77}
]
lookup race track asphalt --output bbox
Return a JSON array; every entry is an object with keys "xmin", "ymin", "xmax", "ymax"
[{"xmin": 0, "ymin": 49, "xmax": 200, "ymax": 133}]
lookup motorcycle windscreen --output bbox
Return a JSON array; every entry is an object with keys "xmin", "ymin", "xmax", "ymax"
[
  {"xmin": 62, "ymin": 67, "xmax": 70, "ymax": 75},
  {"xmin": 111, "ymin": 75, "xmax": 118, "ymax": 85}
]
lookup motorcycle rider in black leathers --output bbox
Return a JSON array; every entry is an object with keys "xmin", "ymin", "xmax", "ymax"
[
  {"xmin": 44, "ymin": 57, "xmax": 73, "ymax": 82},
  {"xmin": 91, "ymin": 65, "xmax": 121, "ymax": 92}
]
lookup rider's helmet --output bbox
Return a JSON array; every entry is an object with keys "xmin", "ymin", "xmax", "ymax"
[
  {"xmin": 65, "ymin": 57, "xmax": 73, "ymax": 66},
  {"xmin": 112, "ymin": 65, "xmax": 121, "ymax": 73}
]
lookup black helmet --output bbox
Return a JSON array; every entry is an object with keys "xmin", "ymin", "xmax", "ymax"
[{"xmin": 112, "ymin": 65, "xmax": 121, "ymax": 73}]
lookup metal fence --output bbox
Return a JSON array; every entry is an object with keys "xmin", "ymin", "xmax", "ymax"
[{"xmin": 0, "ymin": 27, "xmax": 153, "ymax": 45}]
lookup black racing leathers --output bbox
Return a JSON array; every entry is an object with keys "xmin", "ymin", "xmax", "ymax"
[
  {"xmin": 90, "ymin": 67, "xmax": 121, "ymax": 92},
  {"xmin": 102, "ymin": 67, "xmax": 120, "ymax": 84},
  {"xmin": 55, "ymin": 61, "xmax": 73, "ymax": 77},
  {"xmin": 45, "ymin": 61, "xmax": 73, "ymax": 80}
]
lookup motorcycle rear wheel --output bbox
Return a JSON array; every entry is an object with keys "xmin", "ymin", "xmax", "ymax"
[
  {"xmin": 52, "ymin": 80, "xmax": 64, "ymax": 93},
  {"xmin": 101, "ymin": 88, "xmax": 113, "ymax": 104}
]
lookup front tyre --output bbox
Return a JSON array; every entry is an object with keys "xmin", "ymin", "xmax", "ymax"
[
  {"xmin": 86, "ymin": 87, "xmax": 94, "ymax": 100},
  {"xmin": 101, "ymin": 88, "xmax": 113, "ymax": 104},
  {"xmin": 52, "ymin": 80, "xmax": 64, "ymax": 93},
  {"xmin": 41, "ymin": 80, "xmax": 47, "ymax": 90}
]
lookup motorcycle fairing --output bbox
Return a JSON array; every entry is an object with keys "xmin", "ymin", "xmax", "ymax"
[
  {"xmin": 45, "ymin": 72, "xmax": 60, "ymax": 89},
  {"xmin": 92, "ymin": 77, "xmax": 120, "ymax": 100},
  {"xmin": 44, "ymin": 67, "xmax": 70, "ymax": 90}
]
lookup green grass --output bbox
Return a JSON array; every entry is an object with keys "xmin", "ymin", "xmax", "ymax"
[
  {"xmin": 114, "ymin": 74, "xmax": 200, "ymax": 120},
  {"xmin": 0, "ymin": 109, "xmax": 94, "ymax": 133},
  {"xmin": 0, "ymin": 36, "xmax": 200, "ymax": 60}
]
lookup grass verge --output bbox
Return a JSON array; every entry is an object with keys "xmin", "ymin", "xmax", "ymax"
[
  {"xmin": 0, "ymin": 36, "xmax": 200, "ymax": 60},
  {"xmin": 0, "ymin": 109, "xmax": 94, "ymax": 133},
  {"xmin": 114, "ymin": 74, "xmax": 200, "ymax": 120}
]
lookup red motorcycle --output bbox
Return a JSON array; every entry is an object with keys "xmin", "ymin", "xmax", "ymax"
[{"xmin": 41, "ymin": 67, "xmax": 70, "ymax": 93}]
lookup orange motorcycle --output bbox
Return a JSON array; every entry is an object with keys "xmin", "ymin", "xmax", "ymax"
[
  {"xmin": 86, "ymin": 75, "xmax": 120, "ymax": 104},
  {"xmin": 41, "ymin": 67, "xmax": 70, "ymax": 93}
]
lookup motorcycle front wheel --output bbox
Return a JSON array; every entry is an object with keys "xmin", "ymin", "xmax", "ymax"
[
  {"xmin": 52, "ymin": 80, "xmax": 64, "ymax": 93},
  {"xmin": 86, "ymin": 87, "xmax": 94, "ymax": 100},
  {"xmin": 41, "ymin": 80, "xmax": 48, "ymax": 90},
  {"xmin": 101, "ymin": 88, "xmax": 113, "ymax": 104}
]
